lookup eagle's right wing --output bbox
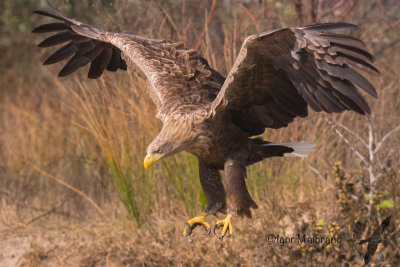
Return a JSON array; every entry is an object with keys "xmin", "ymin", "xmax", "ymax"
[{"xmin": 33, "ymin": 1, "xmax": 224, "ymax": 122}]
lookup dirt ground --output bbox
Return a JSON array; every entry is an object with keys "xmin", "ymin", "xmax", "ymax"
[
  {"xmin": 2, "ymin": 202, "xmax": 387, "ymax": 267},
  {"xmin": 0, "ymin": 202, "xmax": 309, "ymax": 266}
]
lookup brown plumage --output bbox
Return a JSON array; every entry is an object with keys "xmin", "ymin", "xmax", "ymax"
[{"xmin": 33, "ymin": 1, "xmax": 378, "ymax": 236}]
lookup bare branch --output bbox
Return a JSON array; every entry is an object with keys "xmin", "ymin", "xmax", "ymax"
[
  {"xmin": 368, "ymin": 120, "xmax": 374, "ymax": 163},
  {"xmin": 316, "ymin": 0, "xmax": 323, "ymax": 22},
  {"xmin": 340, "ymin": 0, "xmax": 359, "ymax": 21},
  {"xmin": 308, "ymin": 164, "xmax": 334, "ymax": 189},
  {"xmin": 295, "ymin": 0, "xmax": 303, "ymax": 25},
  {"xmin": 374, "ymin": 125, "xmax": 400, "ymax": 154},
  {"xmin": 321, "ymin": 0, "xmax": 346, "ymax": 18},
  {"xmin": 181, "ymin": 0, "xmax": 187, "ymax": 43},
  {"xmin": 194, "ymin": 0, "xmax": 217, "ymax": 50},
  {"xmin": 334, "ymin": 128, "xmax": 369, "ymax": 165},
  {"xmin": 364, "ymin": 17, "xmax": 400, "ymax": 43},
  {"xmin": 327, "ymin": 119, "xmax": 368, "ymax": 148},
  {"xmin": 156, "ymin": 2, "xmax": 183, "ymax": 41},
  {"xmin": 310, "ymin": 0, "xmax": 317, "ymax": 23},
  {"xmin": 367, "ymin": 120, "xmax": 377, "ymax": 194}
]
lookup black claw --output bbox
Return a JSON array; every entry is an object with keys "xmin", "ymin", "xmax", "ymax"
[
  {"xmin": 185, "ymin": 222, "xmax": 192, "ymax": 236},
  {"xmin": 213, "ymin": 224, "xmax": 219, "ymax": 235},
  {"xmin": 185, "ymin": 221, "xmax": 211, "ymax": 237},
  {"xmin": 214, "ymin": 223, "xmax": 227, "ymax": 240},
  {"xmin": 206, "ymin": 227, "xmax": 211, "ymax": 235}
]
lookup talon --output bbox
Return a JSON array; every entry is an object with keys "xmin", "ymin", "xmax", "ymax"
[
  {"xmin": 213, "ymin": 214, "xmax": 233, "ymax": 240},
  {"xmin": 183, "ymin": 212, "xmax": 211, "ymax": 237},
  {"xmin": 185, "ymin": 222, "xmax": 192, "ymax": 236},
  {"xmin": 206, "ymin": 227, "xmax": 211, "ymax": 235},
  {"xmin": 213, "ymin": 224, "xmax": 218, "ymax": 235}
]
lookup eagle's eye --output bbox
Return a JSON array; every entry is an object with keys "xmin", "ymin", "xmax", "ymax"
[{"xmin": 154, "ymin": 148, "xmax": 162, "ymax": 154}]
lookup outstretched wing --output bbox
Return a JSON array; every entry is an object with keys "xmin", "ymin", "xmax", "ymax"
[
  {"xmin": 32, "ymin": 2, "xmax": 127, "ymax": 78},
  {"xmin": 33, "ymin": 1, "xmax": 224, "ymax": 121},
  {"xmin": 209, "ymin": 23, "xmax": 378, "ymax": 135}
]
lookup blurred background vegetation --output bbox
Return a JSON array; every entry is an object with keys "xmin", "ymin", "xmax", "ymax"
[{"xmin": 1, "ymin": 0, "xmax": 400, "ymax": 265}]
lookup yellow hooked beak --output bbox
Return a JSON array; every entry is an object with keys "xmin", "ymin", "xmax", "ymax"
[{"xmin": 144, "ymin": 153, "xmax": 163, "ymax": 170}]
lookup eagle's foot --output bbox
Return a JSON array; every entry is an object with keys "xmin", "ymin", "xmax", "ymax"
[
  {"xmin": 213, "ymin": 214, "xmax": 233, "ymax": 240},
  {"xmin": 183, "ymin": 212, "xmax": 211, "ymax": 237}
]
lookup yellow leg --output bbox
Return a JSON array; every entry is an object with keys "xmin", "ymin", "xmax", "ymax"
[
  {"xmin": 213, "ymin": 214, "xmax": 233, "ymax": 240},
  {"xmin": 183, "ymin": 212, "xmax": 211, "ymax": 237}
]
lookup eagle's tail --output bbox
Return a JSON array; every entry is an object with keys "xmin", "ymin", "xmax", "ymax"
[
  {"xmin": 248, "ymin": 140, "xmax": 315, "ymax": 165},
  {"xmin": 277, "ymin": 141, "xmax": 316, "ymax": 157}
]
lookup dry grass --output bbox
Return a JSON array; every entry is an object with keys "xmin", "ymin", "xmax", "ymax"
[{"xmin": 1, "ymin": 0, "xmax": 400, "ymax": 266}]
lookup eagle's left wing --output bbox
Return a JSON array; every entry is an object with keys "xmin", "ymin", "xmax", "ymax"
[
  {"xmin": 209, "ymin": 23, "xmax": 378, "ymax": 135},
  {"xmin": 32, "ymin": 2, "xmax": 128, "ymax": 79}
]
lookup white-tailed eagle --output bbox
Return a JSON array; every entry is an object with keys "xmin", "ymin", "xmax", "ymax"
[{"xmin": 33, "ymin": 0, "xmax": 378, "ymax": 239}]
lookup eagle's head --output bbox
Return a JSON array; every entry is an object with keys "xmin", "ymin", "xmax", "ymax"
[{"xmin": 144, "ymin": 119, "xmax": 194, "ymax": 170}]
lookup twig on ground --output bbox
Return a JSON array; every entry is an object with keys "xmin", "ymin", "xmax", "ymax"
[
  {"xmin": 32, "ymin": 164, "xmax": 110, "ymax": 222},
  {"xmin": 25, "ymin": 198, "xmax": 69, "ymax": 225}
]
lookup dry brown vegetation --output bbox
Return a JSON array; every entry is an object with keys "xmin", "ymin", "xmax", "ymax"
[{"xmin": 1, "ymin": 0, "xmax": 400, "ymax": 266}]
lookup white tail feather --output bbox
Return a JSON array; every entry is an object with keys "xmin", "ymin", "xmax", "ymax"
[
  {"xmin": 282, "ymin": 141, "xmax": 316, "ymax": 157},
  {"xmin": 263, "ymin": 141, "xmax": 316, "ymax": 157}
]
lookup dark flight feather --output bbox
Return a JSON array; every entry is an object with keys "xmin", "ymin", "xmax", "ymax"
[
  {"xmin": 330, "ymin": 42, "xmax": 374, "ymax": 62},
  {"xmin": 106, "ymin": 49, "xmax": 122, "ymax": 71},
  {"xmin": 119, "ymin": 59, "xmax": 127, "ymax": 70},
  {"xmin": 38, "ymin": 31, "xmax": 75, "ymax": 47},
  {"xmin": 43, "ymin": 41, "xmax": 77, "ymax": 65},
  {"xmin": 333, "ymin": 52, "xmax": 379, "ymax": 74},
  {"xmin": 300, "ymin": 23, "xmax": 357, "ymax": 31},
  {"xmin": 58, "ymin": 45, "xmax": 104, "ymax": 77},
  {"xmin": 320, "ymin": 32, "xmax": 365, "ymax": 46},
  {"xmin": 58, "ymin": 54, "xmax": 90, "ymax": 77},
  {"xmin": 332, "ymin": 90, "xmax": 364, "ymax": 114},
  {"xmin": 88, "ymin": 48, "xmax": 113, "ymax": 79},
  {"xmin": 316, "ymin": 69, "xmax": 370, "ymax": 114},
  {"xmin": 75, "ymin": 41, "xmax": 97, "ymax": 55},
  {"xmin": 315, "ymin": 59, "xmax": 377, "ymax": 97},
  {"xmin": 32, "ymin": 22, "xmax": 69, "ymax": 33}
]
